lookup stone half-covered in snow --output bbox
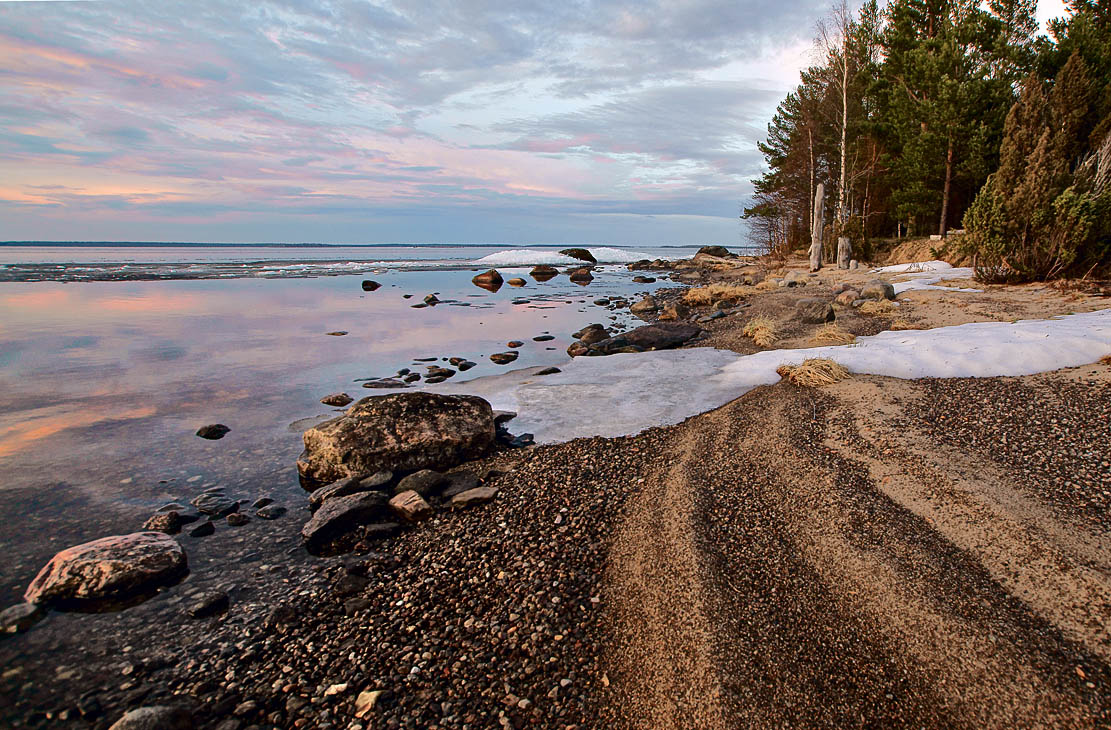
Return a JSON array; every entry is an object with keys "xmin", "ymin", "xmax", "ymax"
[
  {"xmin": 296, "ymin": 392, "xmax": 495, "ymax": 488},
  {"xmin": 25, "ymin": 532, "xmax": 188, "ymax": 609}
]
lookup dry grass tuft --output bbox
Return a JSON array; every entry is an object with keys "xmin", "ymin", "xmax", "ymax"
[
  {"xmin": 742, "ymin": 315, "xmax": 778, "ymax": 348},
  {"xmin": 683, "ymin": 283, "xmax": 749, "ymax": 306},
  {"xmin": 859, "ymin": 299, "xmax": 897, "ymax": 315},
  {"xmin": 809, "ymin": 323, "xmax": 857, "ymax": 346},
  {"xmin": 890, "ymin": 317, "xmax": 916, "ymax": 330},
  {"xmin": 754, "ymin": 279, "xmax": 779, "ymax": 291},
  {"xmin": 1101, "ymin": 354, "xmax": 1111, "ymax": 365},
  {"xmin": 776, "ymin": 358, "xmax": 850, "ymax": 387}
]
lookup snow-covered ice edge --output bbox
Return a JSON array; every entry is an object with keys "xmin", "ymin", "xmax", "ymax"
[{"xmin": 437, "ymin": 309, "xmax": 1111, "ymax": 444}]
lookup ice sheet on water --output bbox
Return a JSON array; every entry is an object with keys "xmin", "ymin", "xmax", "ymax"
[
  {"xmin": 473, "ymin": 247, "xmax": 658, "ymax": 267},
  {"xmin": 430, "ymin": 309, "xmax": 1111, "ymax": 444}
]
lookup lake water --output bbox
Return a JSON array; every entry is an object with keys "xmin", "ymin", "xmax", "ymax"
[{"xmin": 0, "ymin": 243, "xmax": 723, "ymax": 603}]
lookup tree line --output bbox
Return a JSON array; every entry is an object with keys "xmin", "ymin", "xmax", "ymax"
[{"xmin": 744, "ymin": 0, "xmax": 1110, "ymax": 280}]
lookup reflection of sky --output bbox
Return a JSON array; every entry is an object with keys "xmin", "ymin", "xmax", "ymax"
[{"xmin": 0, "ymin": 269, "xmax": 653, "ymax": 485}]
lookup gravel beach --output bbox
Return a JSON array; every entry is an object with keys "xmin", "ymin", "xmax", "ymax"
[{"xmin": 2, "ymin": 253, "xmax": 1109, "ymax": 729}]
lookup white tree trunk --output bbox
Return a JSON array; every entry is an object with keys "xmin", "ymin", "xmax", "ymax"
[{"xmin": 810, "ymin": 183, "xmax": 825, "ymax": 272}]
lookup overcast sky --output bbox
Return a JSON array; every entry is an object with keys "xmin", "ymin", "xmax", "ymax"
[{"xmin": 0, "ymin": 0, "xmax": 1068, "ymax": 244}]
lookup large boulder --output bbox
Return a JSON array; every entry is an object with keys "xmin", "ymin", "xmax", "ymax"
[
  {"xmin": 695, "ymin": 245, "xmax": 731, "ymax": 258},
  {"xmin": 657, "ymin": 301, "xmax": 690, "ymax": 321},
  {"xmin": 472, "ymin": 269, "xmax": 503, "ymax": 292},
  {"xmin": 25, "ymin": 533, "xmax": 188, "ymax": 608},
  {"xmin": 301, "ymin": 491, "xmax": 392, "ymax": 552},
  {"xmin": 861, "ymin": 279, "xmax": 896, "ymax": 301},
  {"xmin": 621, "ymin": 322, "xmax": 702, "ymax": 350},
  {"xmin": 297, "ymin": 393, "xmax": 495, "ymax": 486},
  {"xmin": 568, "ymin": 267, "xmax": 594, "ymax": 283},
  {"xmin": 795, "ymin": 298, "xmax": 836, "ymax": 324},
  {"xmin": 629, "ymin": 296, "xmax": 658, "ymax": 314},
  {"xmin": 559, "ymin": 248, "xmax": 596, "ymax": 263}
]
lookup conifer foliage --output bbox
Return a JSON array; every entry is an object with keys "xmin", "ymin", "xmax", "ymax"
[{"xmin": 747, "ymin": 0, "xmax": 1110, "ymax": 280}]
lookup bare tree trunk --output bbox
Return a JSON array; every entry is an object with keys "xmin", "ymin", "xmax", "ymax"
[
  {"xmin": 837, "ymin": 237, "xmax": 851, "ymax": 269},
  {"xmin": 939, "ymin": 136, "xmax": 953, "ymax": 237},
  {"xmin": 837, "ymin": 54, "xmax": 849, "ymax": 225},
  {"xmin": 810, "ymin": 182, "xmax": 825, "ymax": 272},
  {"xmin": 808, "ymin": 127, "xmax": 814, "ymax": 237}
]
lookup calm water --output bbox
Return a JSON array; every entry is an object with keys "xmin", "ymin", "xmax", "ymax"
[{"xmin": 0, "ymin": 244, "xmax": 700, "ymax": 602}]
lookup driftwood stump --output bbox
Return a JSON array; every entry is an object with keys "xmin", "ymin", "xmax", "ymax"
[
  {"xmin": 809, "ymin": 183, "xmax": 824, "ymax": 272},
  {"xmin": 837, "ymin": 236, "xmax": 851, "ymax": 269}
]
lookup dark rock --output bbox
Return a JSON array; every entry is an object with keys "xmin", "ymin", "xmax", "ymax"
[
  {"xmin": 1, "ymin": 602, "xmax": 45, "ymax": 634},
  {"xmin": 321, "ymin": 393, "xmax": 353, "ymax": 407},
  {"xmin": 506, "ymin": 277, "xmax": 526, "ymax": 287},
  {"xmin": 593, "ymin": 298, "xmax": 610, "ymax": 306},
  {"xmin": 657, "ymin": 301, "xmax": 690, "ymax": 321},
  {"xmin": 226, "ymin": 513, "xmax": 250, "ymax": 527},
  {"xmin": 361, "ymin": 280, "xmax": 380, "ymax": 291},
  {"xmin": 630, "ymin": 296, "xmax": 658, "ymax": 314},
  {"xmin": 187, "ymin": 591, "xmax": 228, "ymax": 618},
  {"xmin": 107, "ymin": 705, "xmax": 194, "ymax": 730},
  {"xmin": 560, "ymin": 248, "xmax": 596, "ymax": 263},
  {"xmin": 189, "ymin": 521, "xmax": 215, "ymax": 538},
  {"xmin": 508, "ymin": 433, "xmax": 535, "ymax": 448},
  {"xmin": 568, "ymin": 267, "xmax": 594, "ymax": 283},
  {"xmin": 24, "ymin": 533, "xmax": 188, "ymax": 608},
  {"xmin": 472, "ymin": 269, "xmax": 503, "ymax": 292},
  {"xmin": 533, "ymin": 334, "xmax": 555, "ymax": 341},
  {"xmin": 308, "ymin": 471, "xmax": 392, "ymax": 509},
  {"xmin": 425, "ymin": 375, "xmax": 447, "ymax": 384},
  {"xmin": 583, "ymin": 322, "xmax": 701, "ymax": 354},
  {"xmin": 423, "ymin": 293, "xmax": 440, "ymax": 305},
  {"xmin": 326, "ymin": 331, "xmax": 348, "ymax": 336},
  {"xmin": 493, "ymin": 410, "xmax": 517, "ymax": 426},
  {"xmin": 536, "ymin": 367, "xmax": 562, "ymax": 376},
  {"xmin": 403, "ymin": 372, "xmax": 421, "ymax": 383},
  {"xmin": 255, "ymin": 505, "xmax": 286, "ymax": 520},
  {"xmin": 530, "ymin": 265, "xmax": 558, "ymax": 281},
  {"xmin": 795, "ymin": 298, "xmax": 836, "ymax": 324},
  {"xmin": 440, "ymin": 471, "xmax": 481, "ymax": 498},
  {"xmin": 195, "ymin": 424, "xmax": 230, "ymax": 440},
  {"xmin": 861, "ymin": 279, "xmax": 896, "ymax": 301},
  {"xmin": 506, "ymin": 340, "xmax": 524, "ymax": 348},
  {"xmin": 142, "ymin": 512, "xmax": 183, "ymax": 535},
  {"xmin": 332, "ymin": 573, "xmax": 369, "ymax": 597},
  {"xmin": 265, "ymin": 604, "xmax": 299, "ymax": 634},
  {"xmin": 490, "ymin": 352, "xmax": 519, "ymax": 365},
  {"xmin": 190, "ymin": 493, "xmax": 239, "ymax": 517},
  {"xmin": 361, "ymin": 378, "xmax": 406, "ymax": 389},
  {"xmin": 301, "ymin": 492, "xmax": 393, "ymax": 552},
  {"xmin": 574, "ymin": 324, "xmax": 608, "ymax": 344},
  {"xmin": 393, "ymin": 469, "xmax": 449, "ymax": 497},
  {"xmin": 426, "ymin": 366, "xmax": 455, "ymax": 379},
  {"xmin": 251, "ymin": 497, "xmax": 274, "ymax": 509},
  {"xmin": 344, "ymin": 597, "xmax": 374, "ymax": 615},
  {"xmin": 632, "ymin": 275, "xmax": 656, "ymax": 283},
  {"xmin": 566, "ymin": 342, "xmax": 590, "ymax": 358},
  {"xmin": 696, "ymin": 245, "xmax": 731, "ymax": 258},
  {"xmin": 450, "ymin": 486, "xmax": 499, "ymax": 507},
  {"xmin": 457, "ymin": 360, "xmax": 476, "ymax": 371}
]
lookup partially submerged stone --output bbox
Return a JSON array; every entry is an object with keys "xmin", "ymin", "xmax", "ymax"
[
  {"xmin": 301, "ymin": 492, "xmax": 392, "ymax": 552},
  {"xmin": 296, "ymin": 392, "xmax": 494, "ymax": 486},
  {"xmin": 25, "ymin": 532, "xmax": 188, "ymax": 609},
  {"xmin": 195, "ymin": 424, "xmax": 229, "ymax": 440}
]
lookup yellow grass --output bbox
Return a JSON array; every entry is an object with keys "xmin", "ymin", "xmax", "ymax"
[
  {"xmin": 776, "ymin": 358, "xmax": 850, "ymax": 387},
  {"xmin": 754, "ymin": 279, "xmax": 778, "ymax": 291},
  {"xmin": 1101, "ymin": 354, "xmax": 1111, "ymax": 365},
  {"xmin": 809, "ymin": 323, "xmax": 856, "ymax": 346},
  {"xmin": 683, "ymin": 283, "xmax": 749, "ymax": 306},
  {"xmin": 859, "ymin": 299, "xmax": 897, "ymax": 315},
  {"xmin": 890, "ymin": 317, "xmax": 915, "ymax": 330},
  {"xmin": 742, "ymin": 315, "xmax": 778, "ymax": 348}
]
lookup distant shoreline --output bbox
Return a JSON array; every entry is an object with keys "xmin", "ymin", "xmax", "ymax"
[{"xmin": 0, "ymin": 241, "xmax": 711, "ymax": 249}]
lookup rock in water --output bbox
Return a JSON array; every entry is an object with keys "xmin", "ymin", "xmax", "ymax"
[
  {"xmin": 506, "ymin": 277, "xmax": 526, "ymax": 287},
  {"xmin": 630, "ymin": 296, "xmax": 657, "ymax": 314},
  {"xmin": 489, "ymin": 352, "xmax": 519, "ymax": 365},
  {"xmin": 472, "ymin": 269, "xmax": 503, "ymax": 292},
  {"xmin": 24, "ymin": 533, "xmax": 188, "ymax": 608},
  {"xmin": 301, "ymin": 491, "xmax": 393, "ymax": 552},
  {"xmin": 861, "ymin": 279, "xmax": 896, "ymax": 301},
  {"xmin": 559, "ymin": 248, "xmax": 596, "ymax": 263},
  {"xmin": 1, "ymin": 602, "xmax": 45, "ymax": 633},
  {"xmin": 308, "ymin": 471, "xmax": 392, "ymax": 507},
  {"xmin": 619, "ymin": 322, "xmax": 701, "ymax": 350},
  {"xmin": 568, "ymin": 267, "xmax": 594, "ymax": 283},
  {"xmin": 297, "ymin": 393, "xmax": 495, "ymax": 486},
  {"xmin": 142, "ymin": 512, "xmax": 183, "ymax": 535},
  {"xmin": 695, "ymin": 245, "xmax": 731, "ymax": 258},
  {"xmin": 195, "ymin": 424, "xmax": 229, "ymax": 440},
  {"xmin": 795, "ymin": 298, "xmax": 836, "ymax": 324},
  {"xmin": 530, "ymin": 265, "xmax": 558, "ymax": 281},
  {"xmin": 321, "ymin": 393, "xmax": 353, "ymax": 407},
  {"xmin": 108, "ymin": 706, "xmax": 194, "ymax": 730},
  {"xmin": 361, "ymin": 280, "xmax": 380, "ymax": 291}
]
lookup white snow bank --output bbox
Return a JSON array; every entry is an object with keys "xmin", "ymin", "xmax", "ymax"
[
  {"xmin": 871, "ymin": 260, "xmax": 979, "ymax": 294},
  {"xmin": 473, "ymin": 247, "xmax": 657, "ymax": 267},
  {"xmin": 434, "ymin": 309, "xmax": 1111, "ymax": 444}
]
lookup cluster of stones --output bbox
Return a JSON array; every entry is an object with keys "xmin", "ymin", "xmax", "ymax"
[{"xmin": 296, "ymin": 392, "xmax": 508, "ymax": 555}]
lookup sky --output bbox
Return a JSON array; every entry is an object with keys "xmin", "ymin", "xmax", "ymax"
[{"xmin": 0, "ymin": 0, "xmax": 1069, "ymax": 245}]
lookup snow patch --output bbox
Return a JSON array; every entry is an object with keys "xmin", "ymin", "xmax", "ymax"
[
  {"xmin": 872, "ymin": 260, "xmax": 980, "ymax": 294},
  {"xmin": 433, "ymin": 309, "xmax": 1111, "ymax": 444}
]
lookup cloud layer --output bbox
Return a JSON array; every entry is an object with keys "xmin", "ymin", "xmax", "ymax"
[{"xmin": 0, "ymin": 0, "xmax": 826, "ymax": 243}]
